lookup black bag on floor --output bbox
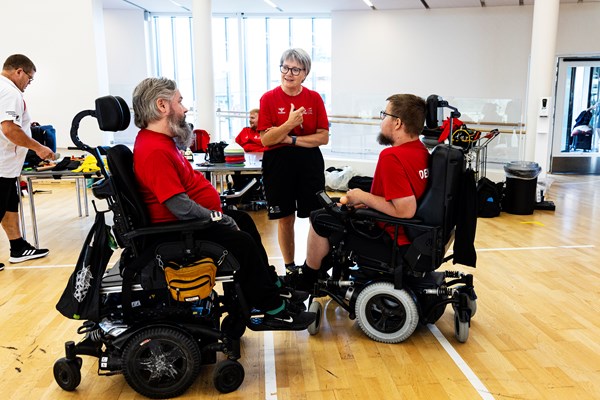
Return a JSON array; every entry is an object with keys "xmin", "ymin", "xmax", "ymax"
[
  {"xmin": 348, "ymin": 176, "xmax": 373, "ymax": 192},
  {"xmin": 476, "ymin": 177, "xmax": 503, "ymax": 218},
  {"xmin": 56, "ymin": 211, "xmax": 114, "ymax": 320}
]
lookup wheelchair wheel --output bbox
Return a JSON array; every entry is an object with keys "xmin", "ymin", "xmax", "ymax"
[
  {"xmin": 454, "ymin": 313, "xmax": 469, "ymax": 343},
  {"xmin": 213, "ymin": 359, "xmax": 245, "ymax": 393},
  {"xmin": 121, "ymin": 326, "xmax": 201, "ymax": 399},
  {"xmin": 53, "ymin": 357, "xmax": 82, "ymax": 391},
  {"xmin": 467, "ymin": 297, "xmax": 477, "ymax": 318},
  {"xmin": 355, "ymin": 282, "xmax": 419, "ymax": 343},
  {"xmin": 307, "ymin": 300, "xmax": 323, "ymax": 335}
]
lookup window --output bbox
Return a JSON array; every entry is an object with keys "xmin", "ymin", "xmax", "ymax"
[{"xmin": 149, "ymin": 14, "xmax": 332, "ymax": 143}]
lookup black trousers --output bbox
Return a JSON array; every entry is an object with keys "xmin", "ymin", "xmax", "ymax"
[{"xmin": 190, "ymin": 209, "xmax": 280, "ymax": 311}]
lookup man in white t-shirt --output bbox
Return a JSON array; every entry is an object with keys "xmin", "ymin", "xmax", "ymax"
[{"xmin": 0, "ymin": 54, "xmax": 54, "ymax": 269}]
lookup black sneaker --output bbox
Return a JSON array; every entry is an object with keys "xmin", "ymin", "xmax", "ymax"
[
  {"xmin": 261, "ymin": 307, "xmax": 316, "ymax": 331},
  {"xmin": 285, "ymin": 263, "xmax": 299, "ymax": 275},
  {"xmin": 9, "ymin": 243, "xmax": 49, "ymax": 263},
  {"xmin": 0, "ymin": 263, "xmax": 4, "ymax": 271},
  {"xmin": 278, "ymin": 286, "xmax": 310, "ymax": 304}
]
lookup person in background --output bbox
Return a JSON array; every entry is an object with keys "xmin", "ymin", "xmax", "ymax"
[
  {"xmin": 1, "ymin": 54, "xmax": 54, "ymax": 269},
  {"xmin": 289, "ymin": 94, "xmax": 430, "ymax": 290},
  {"xmin": 235, "ymin": 108, "xmax": 267, "ymax": 152},
  {"xmin": 131, "ymin": 77, "xmax": 314, "ymax": 330},
  {"xmin": 257, "ymin": 48, "xmax": 329, "ymax": 275}
]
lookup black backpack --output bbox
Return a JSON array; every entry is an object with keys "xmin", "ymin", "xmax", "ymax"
[
  {"xmin": 56, "ymin": 211, "xmax": 114, "ymax": 320},
  {"xmin": 476, "ymin": 177, "xmax": 503, "ymax": 218}
]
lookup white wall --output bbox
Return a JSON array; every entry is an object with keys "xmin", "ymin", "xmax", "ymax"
[
  {"xmin": 103, "ymin": 9, "xmax": 150, "ymax": 144},
  {"xmin": 331, "ymin": 6, "xmax": 533, "ymax": 117},
  {"xmin": 0, "ymin": 0, "xmax": 111, "ymax": 149},
  {"xmin": 556, "ymin": 3, "xmax": 600, "ymax": 54}
]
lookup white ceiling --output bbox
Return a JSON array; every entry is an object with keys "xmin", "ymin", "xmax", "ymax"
[{"xmin": 102, "ymin": 0, "xmax": 597, "ymax": 15}]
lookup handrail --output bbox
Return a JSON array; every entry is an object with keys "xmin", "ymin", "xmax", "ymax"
[{"xmin": 214, "ymin": 109, "xmax": 526, "ymax": 134}]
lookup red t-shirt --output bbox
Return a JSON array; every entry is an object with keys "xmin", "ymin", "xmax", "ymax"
[
  {"xmin": 371, "ymin": 139, "xmax": 430, "ymax": 245},
  {"xmin": 235, "ymin": 127, "xmax": 267, "ymax": 152},
  {"xmin": 257, "ymin": 86, "xmax": 329, "ymax": 150},
  {"xmin": 133, "ymin": 129, "xmax": 222, "ymax": 223}
]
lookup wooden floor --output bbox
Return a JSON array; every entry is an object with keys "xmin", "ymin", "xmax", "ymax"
[{"xmin": 1, "ymin": 174, "xmax": 599, "ymax": 399}]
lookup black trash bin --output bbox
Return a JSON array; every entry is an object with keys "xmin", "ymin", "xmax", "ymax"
[{"xmin": 502, "ymin": 161, "xmax": 541, "ymax": 215}]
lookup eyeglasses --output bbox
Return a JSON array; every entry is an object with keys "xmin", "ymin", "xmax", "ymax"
[
  {"xmin": 23, "ymin": 70, "xmax": 34, "ymax": 83},
  {"xmin": 280, "ymin": 65, "xmax": 305, "ymax": 76},
  {"xmin": 380, "ymin": 110, "xmax": 401, "ymax": 120}
]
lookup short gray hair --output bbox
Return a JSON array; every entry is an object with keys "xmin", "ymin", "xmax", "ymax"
[
  {"xmin": 280, "ymin": 48, "xmax": 311, "ymax": 77},
  {"xmin": 132, "ymin": 77, "xmax": 178, "ymax": 129}
]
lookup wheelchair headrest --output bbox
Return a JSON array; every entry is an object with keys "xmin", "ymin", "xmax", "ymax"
[
  {"xmin": 95, "ymin": 95, "xmax": 131, "ymax": 132},
  {"xmin": 426, "ymin": 94, "xmax": 442, "ymax": 129}
]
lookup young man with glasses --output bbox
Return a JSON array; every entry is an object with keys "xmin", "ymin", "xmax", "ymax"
[
  {"xmin": 258, "ymin": 48, "xmax": 329, "ymax": 276},
  {"xmin": 1, "ymin": 54, "xmax": 54, "ymax": 269},
  {"xmin": 288, "ymin": 94, "xmax": 430, "ymax": 290}
]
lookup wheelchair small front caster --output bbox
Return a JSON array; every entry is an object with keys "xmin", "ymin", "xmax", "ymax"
[
  {"xmin": 307, "ymin": 300, "xmax": 323, "ymax": 335},
  {"xmin": 467, "ymin": 296, "xmax": 477, "ymax": 318},
  {"xmin": 213, "ymin": 359, "xmax": 245, "ymax": 393},
  {"xmin": 53, "ymin": 356, "xmax": 82, "ymax": 391},
  {"xmin": 454, "ymin": 313, "xmax": 469, "ymax": 343}
]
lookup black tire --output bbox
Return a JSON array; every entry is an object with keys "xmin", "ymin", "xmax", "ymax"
[
  {"xmin": 467, "ymin": 297, "xmax": 477, "ymax": 318},
  {"xmin": 121, "ymin": 326, "xmax": 201, "ymax": 399},
  {"xmin": 213, "ymin": 359, "xmax": 245, "ymax": 393},
  {"xmin": 307, "ymin": 301, "xmax": 322, "ymax": 336},
  {"xmin": 53, "ymin": 357, "xmax": 82, "ymax": 391},
  {"xmin": 454, "ymin": 313, "xmax": 469, "ymax": 343},
  {"xmin": 355, "ymin": 282, "xmax": 419, "ymax": 343}
]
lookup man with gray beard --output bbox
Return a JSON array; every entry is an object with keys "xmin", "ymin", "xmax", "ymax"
[{"xmin": 131, "ymin": 77, "xmax": 315, "ymax": 330}]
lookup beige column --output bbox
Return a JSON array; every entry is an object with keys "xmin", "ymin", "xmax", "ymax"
[
  {"xmin": 192, "ymin": 0, "xmax": 216, "ymax": 137},
  {"xmin": 524, "ymin": 0, "xmax": 560, "ymax": 172}
]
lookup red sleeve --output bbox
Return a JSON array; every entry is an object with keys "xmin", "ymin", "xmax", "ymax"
[{"xmin": 257, "ymin": 92, "xmax": 276, "ymax": 131}]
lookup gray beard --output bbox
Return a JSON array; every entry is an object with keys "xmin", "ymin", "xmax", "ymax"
[
  {"xmin": 169, "ymin": 114, "xmax": 193, "ymax": 149},
  {"xmin": 377, "ymin": 132, "xmax": 393, "ymax": 146}
]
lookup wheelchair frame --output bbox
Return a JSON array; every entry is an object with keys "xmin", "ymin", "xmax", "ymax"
[
  {"xmin": 53, "ymin": 96, "xmax": 258, "ymax": 398},
  {"xmin": 304, "ymin": 96, "xmax": 478, "ymax": 344}
]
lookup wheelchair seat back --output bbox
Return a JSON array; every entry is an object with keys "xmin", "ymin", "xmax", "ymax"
[
  {"xmin": 106, "ymin": 144, "xmax": 151, "ymax": 244},
  {"xmin": 403, "ymin": 144, "xmax": 464, "ymax": 272}
]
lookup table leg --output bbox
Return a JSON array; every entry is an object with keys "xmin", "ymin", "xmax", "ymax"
[
  {"xmin": 75, "ymin": 178, "xmax": 82, "ymax": 217},
  {"xmin": 26, "ymin": 177, "xmax": 39, "ymax": 248},
  {"xmin": 83, "ymin": 178, "xmax": 89, "ymax": 216},
  {"xmin": 17, "ymin": 179, "xmax": 27, "ymax": 240}
]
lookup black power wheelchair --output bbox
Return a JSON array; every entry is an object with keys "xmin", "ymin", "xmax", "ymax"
[
  {"xmin": 304, "ymin": 95, "xmax": 478, "ymax": 344},
  {"xmin": 52, "ymin": 96, "xmax": 286, "ymax": 398}
]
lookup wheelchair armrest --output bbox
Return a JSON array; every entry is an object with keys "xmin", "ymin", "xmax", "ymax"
[
  {"xmin": 122, "ymin": 219, "xmax": 213, "ymax": 240},
  {"xmin": 353, "ymin": 208, "xmax": 423, "ymax": 226}
]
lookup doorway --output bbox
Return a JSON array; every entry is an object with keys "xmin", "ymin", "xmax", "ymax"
[{"xmin": 550, "ymin": 57, "xmax": 600, "ymax": 174}]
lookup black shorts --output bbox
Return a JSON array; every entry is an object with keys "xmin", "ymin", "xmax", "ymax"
[
  {"xmin": 262, "ymin": 146, "xmax": 325, "ymax": 219},
  {"xmin": 0, "ymin": 177, "xmax": 20, "ymax": 220}
]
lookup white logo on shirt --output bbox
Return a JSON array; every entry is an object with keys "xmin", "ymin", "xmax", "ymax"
[
  {"xmin": 278, "ymin": 107, "xmax": 286, "ymax": 114},
  {"xmin": 7, "ymin": 111, "xmax": 19, "ymax": 122}
]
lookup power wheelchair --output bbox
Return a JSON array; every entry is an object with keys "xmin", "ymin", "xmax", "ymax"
[
  {"xmin": 304, "ymin": 95, "xmax": 478, "ymax": 344},
  {"xmin": 53, "ymin": 96, "xmax": 283, "ymax": 398}
]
